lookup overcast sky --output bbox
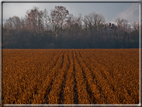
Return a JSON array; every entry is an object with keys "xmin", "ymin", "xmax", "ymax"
[{"xmin": 2, "ymin": 0, "xmax": 140, "ymax": 26}]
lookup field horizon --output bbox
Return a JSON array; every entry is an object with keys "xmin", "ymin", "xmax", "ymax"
[{"xmin": 2, "ymin": 48, "xmax": 140, "ymax": 50}]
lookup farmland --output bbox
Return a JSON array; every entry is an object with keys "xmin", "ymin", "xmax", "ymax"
[{"xmin": 2, "ymin": 49, "xmax": 139, "ymax": 104}]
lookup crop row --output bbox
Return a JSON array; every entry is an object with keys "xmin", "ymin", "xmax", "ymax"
[{"xmin": 2, "ymin": 49, "xmax": 139, "ymax": 104}]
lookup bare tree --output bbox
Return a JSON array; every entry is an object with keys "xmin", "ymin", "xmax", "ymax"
[
  {"xmin": 50, "ymin": 6, "xmax": 69, "ymax": 31},
  {"xmin": 115, "ymin": 18, "xmax": 131, "ymax": 47},
  {"xmin": 83, "ymin": 12, "xmax": 105, "ymax": 31},
  {"xmin": 131, "ymin": 22, "xmax": 139, "ymax": 43},
  {"xmin": 133, "ymin": 22, "xmax": 139, "ymax": 31},
  {"xmin": 4, "ymin": 16, "xmax": 21, "ymax": 30},
  {"xmin": 115, "ymin": 18, "xmax": 131, "ymax": 33},
  {"xmin": 37, "ymin": 10, "xmax": 44, "ymax": 33},
  {"xmin": 66, "ymin": 14, "xmax": 82, "ymax": 29},
  {"xmin": 25, "ymin": 7, "xmax": 40, "ymax": 32},
  {"xmin": 43, "ymin": 9, "xmax": 50, "ymax": 31},
  {"xmin": 83, "ymin": 12, "xmax": 105, "ymax": 48}
]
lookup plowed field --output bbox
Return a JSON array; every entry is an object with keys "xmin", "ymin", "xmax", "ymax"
[{"xmin": 2, "ymin": 49, "xmax": 139, "ymax": 104}]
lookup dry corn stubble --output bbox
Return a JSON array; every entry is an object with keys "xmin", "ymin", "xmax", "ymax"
[{"xmin": 2, "ymin": 49, "xmax": 139, "ymax": 104}]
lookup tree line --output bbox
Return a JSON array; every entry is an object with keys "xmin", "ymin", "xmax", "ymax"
[{"xmin": 2, "ymin": 6, "xmax": 139, "ymax": 49}]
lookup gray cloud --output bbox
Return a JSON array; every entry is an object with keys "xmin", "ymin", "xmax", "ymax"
[
  {"xmin": 112, "ymin": 3, "xmax": 139, "ymax": 25},
  {"xmin": 2, "ymin": 2, "xmax": 140, "ymax": 26}
]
